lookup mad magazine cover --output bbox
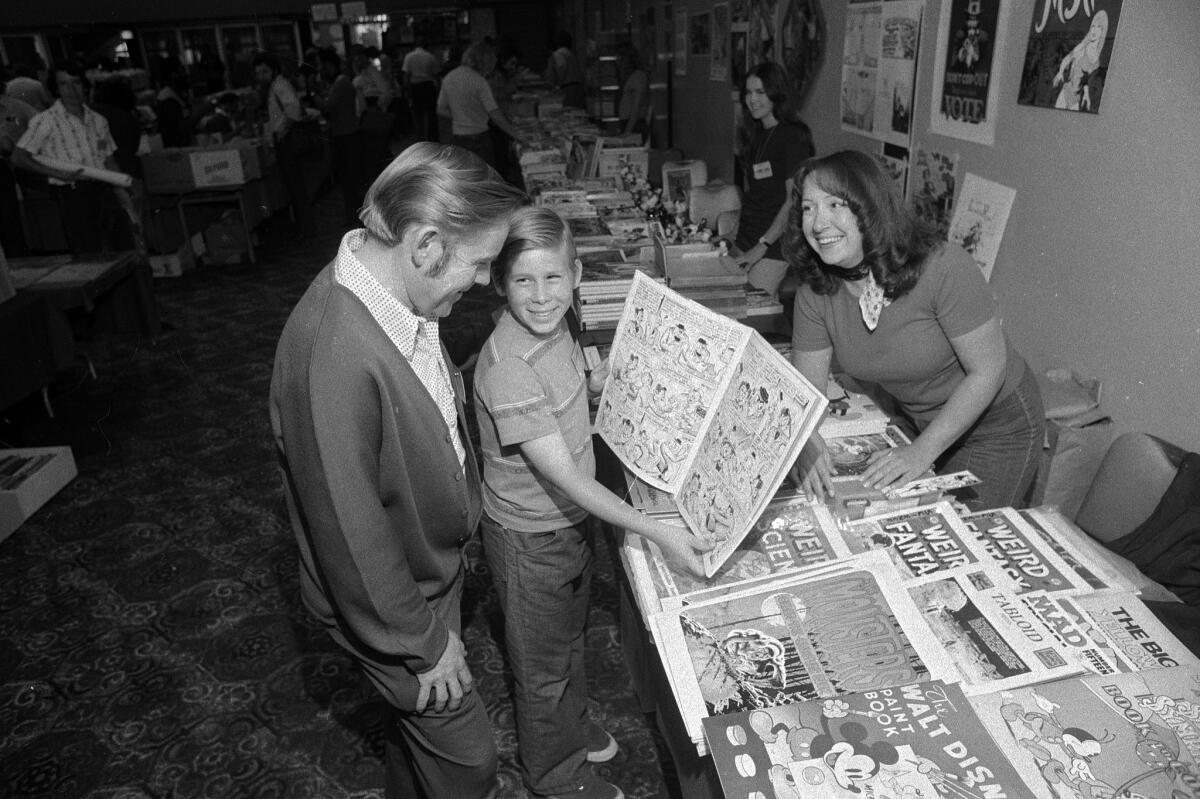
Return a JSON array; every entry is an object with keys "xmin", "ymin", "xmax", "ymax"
[
  {"xmin": 965, "ymin": 506, "xmax": 1101, "ymax": 596},
  {"xmin": 969, "ymin": 665, "xmax": 1200, "ymax": 799},
  {"xmin": 907, "ymin": 567, "xmax": 1151, "ymax": 695},
  {"xmin": 649, "ymin": 550, "xmax": 956, "ymax": 753},
  {"xmin": 704, "ymin": 679, "xmax": 1031, "ymax": 799},
  {"xmin": 838, "ymin": 500, "xmax": 994, "ymax": 583},
  {"xmin": 596, "ymin": 271, "xmax": 827, "ymax": 576}
]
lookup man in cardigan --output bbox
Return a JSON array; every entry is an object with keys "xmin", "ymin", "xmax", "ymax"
[{"xmin": 270, "ymin": 142, "xmax": 526, "ymax": 799}]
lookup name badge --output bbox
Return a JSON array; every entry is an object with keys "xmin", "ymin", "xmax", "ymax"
[{"xmin": 752, "ymin": 160, "xmax": 773, "ymax": 179}]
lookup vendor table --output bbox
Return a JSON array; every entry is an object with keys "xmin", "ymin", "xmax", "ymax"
[{"xmin": 10, "ymin": 251, "xmax": 160, "ymax": 337}]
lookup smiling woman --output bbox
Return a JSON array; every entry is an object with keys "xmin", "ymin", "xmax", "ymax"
[{"xmin": 784, "ymin": 150, "xmax": 1045, "ymax": 512}]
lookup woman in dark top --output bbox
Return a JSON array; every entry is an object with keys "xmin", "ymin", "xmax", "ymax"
[{"xmin": 734, "ymin": 61, "xmax": 814, "ymax": 298}]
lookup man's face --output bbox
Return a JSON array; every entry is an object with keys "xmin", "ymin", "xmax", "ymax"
[
  {"xmin": 56, "ymin": 72, "xmax": 85, "ymax": 104},
  {"xmin": 254, "ymin": 64, "xmax": 274, "ymax": 86},
  {"xmin": 407, "ymin": 223, "xmax": 508, "ymax": 318}
]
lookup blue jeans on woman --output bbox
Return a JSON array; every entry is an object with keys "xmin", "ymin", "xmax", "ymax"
[
  {"xmin": 919, "ymin": 363, "xmax": 1045, "ymax": 510},
  {"xmin": 481, "ymin": 514, "xmax": 596, "ymax": 797}
]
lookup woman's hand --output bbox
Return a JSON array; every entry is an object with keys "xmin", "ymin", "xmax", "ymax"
[
  {"xmin": 654, "ymin": 522, "xmax": 716, "ymax": 579},
  {"xmin": 860, "ymin": 444, "xmax": 934, "ymax": 492},
  {"xmin": 792, "ymin": 434, "xmax": 833, "ymax": 501},
  {"xmin": 737, "ymin": 242, "xmax": 768, "ymax": 272}
]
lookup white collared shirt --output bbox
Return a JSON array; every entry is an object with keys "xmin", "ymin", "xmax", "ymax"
[
  {"xmin": 17, "ymin": 100, "xmax": 115, "ymax": 184},
  {"xmin": 333, "ymin": 229, "xmax": 466, "ymax": 465}
]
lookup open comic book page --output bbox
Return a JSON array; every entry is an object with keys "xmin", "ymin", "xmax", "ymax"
[
  {"xmin": 649, "ymin": 551, "xmax": 956, "ymax": 752},
  {"xmin": 965, "ymin": 506, "xmax": 1102, "ymax": 596},
  {"xmin": 679, "ymin": 333, "xmax": 827, "ymax": 576},
  {"xmin": 597, "ymin": 272, "xmax": 828, "ymax": 576},
  {"xmin": 597, "ymin": 271, "xmax": 751, "ymax": 493},
  {"xmin": 968, "ymin": 665, "xmax": 1200, "ymax": 799},
  {"xmin": 704, "ymin": 680, "xmax": 1033, "ymax": 799}
]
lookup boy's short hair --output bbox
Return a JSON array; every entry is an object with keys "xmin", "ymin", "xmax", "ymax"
[
  {"xmin": 360, "ymin": 141, "xmax": 528, "ymax": 251},
  {"xmin": 491, "ymin": 206, "xmax": 577, "ymax": 285}
]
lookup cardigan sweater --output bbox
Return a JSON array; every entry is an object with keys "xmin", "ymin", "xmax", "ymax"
[{"xmin": 270, "ymin": 264, "xmax": 481, "ymax": 710}]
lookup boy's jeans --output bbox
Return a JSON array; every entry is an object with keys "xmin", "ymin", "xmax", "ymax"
[{"xmin": 481, "ymin": 514, "xmax": 594, "ymax": 796}]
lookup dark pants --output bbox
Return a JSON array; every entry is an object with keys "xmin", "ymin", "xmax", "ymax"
[
  {"xmin": 450, "ymin": 132, "xmax": 497, "ymax": 171},
  {"xmin": 275, "ymin": 140, "xmax": 315, "ymax": 233},
  {"xmin": 482, "ymin": 514, "xmax": 594, "ymax": 796},
  {"xmin": 52, "ymin": 181, "xmax": 131, "ymax": 256},
  {"xmin": 330, "ymin": 131, "xmax": 365, "ymax": 227},
  {"xmin": 409, "ymin": 82, "xmax": 438, "ymax": 142},
  {"xmin": 0, "ymin": 160, "xmax": 27, "ymax": 255}
]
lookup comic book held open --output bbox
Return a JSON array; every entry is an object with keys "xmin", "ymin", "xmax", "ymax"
[{"xmin": 596, "ymin": 272, "xmax": 828, "ymax": 577}]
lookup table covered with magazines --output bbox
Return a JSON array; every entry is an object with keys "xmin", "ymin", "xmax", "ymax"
[{"xmin": 589, "ymin": 274, "xmax": 1200, "ymax": 799}]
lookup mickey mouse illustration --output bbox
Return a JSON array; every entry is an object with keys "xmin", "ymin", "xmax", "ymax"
[{"xmin": 810, "ymin": 716, "xmax": 901, "ymax": 793}]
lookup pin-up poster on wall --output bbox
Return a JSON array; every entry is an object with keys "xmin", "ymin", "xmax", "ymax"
[
  {"xmin": 1017, "ymin": 0, "xmax": 1123, "ymax": 113},
  {"xmin": 930, "ymin": 0, "xmax": 1010, "ymax": 145}
]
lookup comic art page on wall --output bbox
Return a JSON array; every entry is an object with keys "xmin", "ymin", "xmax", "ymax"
[
  {"xmin": 596, "ymin": 272, "xmax": 827, "ymax": 576},
  {"xmin": 930, "ymin": 0, "xmax": 1011, "ymax": 145},
  {"xmin": 1018, "ymin": 0, "xmax": 1123, "ymax": 113},
  {"xmin": 947, "ymin": 172, "xmax": 1015, "ymax": 281},
  {"xmin": 746, "ymin": 0, "xmax": 824, "ymax": 101},
  {"xmin": 840, "ymin": 0, "xmax": 922, "ymax": 147}
]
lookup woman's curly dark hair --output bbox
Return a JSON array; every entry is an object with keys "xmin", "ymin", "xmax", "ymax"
[{"xmin": 781, "ymin": 150, "xmax": 943, "ymax": 300}]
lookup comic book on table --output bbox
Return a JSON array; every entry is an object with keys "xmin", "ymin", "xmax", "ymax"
[
  {"xmin": 596, "ymin": 271, "xmax": 828, "ymax": 577},
  {"xmin": 818, "ymin": 375, "xmax": 890, "ymax": 438},
  {"xmin": 647, "ymin": 550, "xmax": 958, "ymax": 754},
  {"xmin": 821, "ymin": 425, "xmax": 950, "ymax": 519},
  {"xmin": 968, "ymin": 664, "xmax": 1200, "ymax": 799},
  {"xmin": 1016, "ymin": 505, "xmax": 1145, "ymax": 595},
  {"xmin": 965, "ymin": 506, "xmax": 1116, "ymax": 596},
  {"xmin": 623, "ymin": 492, "xmax": 847, "ymax": 620},
  {"xmin": 703, "ymin": 679, "xmax": 1033, "ymax": 799}
]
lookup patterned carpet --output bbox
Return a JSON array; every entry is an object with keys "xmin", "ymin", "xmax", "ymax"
[{"xmin": 0, "ymin": 185, "xmax": 681, "ymax": 798}]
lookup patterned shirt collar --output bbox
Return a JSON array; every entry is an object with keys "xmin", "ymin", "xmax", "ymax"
[{"xmin": 333, "ymin": 228, "xmax": 432, "ymax": 359}]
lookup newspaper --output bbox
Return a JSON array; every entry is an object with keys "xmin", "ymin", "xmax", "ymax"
[
  {"xmin": 968, "ymin": 665, "xmax": 1200, "ymax": 799},
  {"xmin": 597, "ymin": 272, "xmax": 827, "ymax": 576},
  {"xmin": 648, "ymin": 550, "xmax": 957, "ymax": 753}
]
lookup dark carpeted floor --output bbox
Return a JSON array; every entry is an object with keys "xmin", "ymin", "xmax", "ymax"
[{"xmin": 0, "ymin": 182, "xmax": 680, "ymax": 798}]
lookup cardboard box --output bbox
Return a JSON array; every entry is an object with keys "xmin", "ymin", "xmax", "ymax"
[
  {"xmin": 0, "ymin": 447, "xmax": 77, "ymax": 543},
  {"xmin": 141, "ymin": 140, "xmax": 271, "ymax": 194}
]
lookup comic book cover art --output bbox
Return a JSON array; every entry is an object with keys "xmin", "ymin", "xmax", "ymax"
[
  {"xmin": 969, "ymin": 665, "xmax": 1200, "ymax": 799},
  {"xmin": 1017, "ymin": 0, "xmax": 1124, "ymax": 113},
  {"xmin": 704, "ymin": 680, "xmax": 1033, "ymax": 799},
  {"xmin": 839, "ymin": 500, "xmax": 992, "ymax": 582},
  {"xmin": 651, "ymin": 551, "xmax": 955, "ymax": 750},
  {"xmin": 965, "ymin": 506, "xmax": 1094, "ymax": 595}
]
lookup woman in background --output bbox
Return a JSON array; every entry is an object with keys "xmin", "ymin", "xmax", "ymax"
[
  {"xmin": 734, "ymin": 61, "xmax": 814, "ymax": 299},
  {"xmin": 787, "ymin": 150, "xmax": 1044, "ymax": 511}
]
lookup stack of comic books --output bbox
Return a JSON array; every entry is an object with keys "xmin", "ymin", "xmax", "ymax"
[
  {"xmin": 703, "ymin": 666, "xmax": 1200, "ymax": 799},
  {"xmin": 642, "ymin": 495, "xmax": 1200, "ymax": 757},
  {"xmin": 818, "ymin": 375, "xmax": 890, "ymax": 438}
]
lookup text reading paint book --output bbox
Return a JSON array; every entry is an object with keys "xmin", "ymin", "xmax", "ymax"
[
  {"xmin": 596, "ymin": 272, "xmax": 828, "ymax": 576},
  {"xmin": 648, "ymin": 550, "xmax": 956, "ymax": 753},
  {"xmin": 704, "ymin": 679, "xmax": 1032, "ymax": 799},
  {"xmin": 969, "ymin": 665, "xmax": 1200, "ymax": 799}
]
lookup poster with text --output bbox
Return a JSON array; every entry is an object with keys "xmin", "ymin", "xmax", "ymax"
[
  {"xmin": 840, "ymin": 0, "xmax": 922, "ymax": 147},
  {"xmin": 1017, "ymin": 0, "xmax": 1123, "ymax": 112},
  {"xmin": 930, "ymin": 0, "xmax": 1009, "ymax": 145},
  {"xmin": 711, "ymin": 3, "xmax": 731, "ymax": 81}
]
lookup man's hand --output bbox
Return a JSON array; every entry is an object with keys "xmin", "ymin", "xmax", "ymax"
[{"xmin": 415, "ymin": 630, "xmax": 473, "ymax": 713}]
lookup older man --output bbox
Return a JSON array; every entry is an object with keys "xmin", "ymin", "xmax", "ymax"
[{"xmin": 270, "ymin": 142, "xmax": 526, "ymax": 799}]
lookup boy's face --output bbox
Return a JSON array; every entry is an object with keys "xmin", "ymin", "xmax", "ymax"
[{"xmin": 501, "ymin": 242, "xmax": 579, "ymax": 338}]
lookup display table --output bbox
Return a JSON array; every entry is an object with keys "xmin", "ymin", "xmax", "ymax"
[
  {"xmin": 0, "ymin": 292, "xmax": 74, "ymax": 415},
  {"xmin": 10, "ymin": 251, "xmax": 160, "ymax": 337}
]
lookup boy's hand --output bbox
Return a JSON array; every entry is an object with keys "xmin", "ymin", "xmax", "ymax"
[
  {"xmin": 656, "ymin": 524, "xmax": 716, "ymax": 579},
  {"xmin": 587, "ymin": 357, "xmax": 611, "ymax": 394}
]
